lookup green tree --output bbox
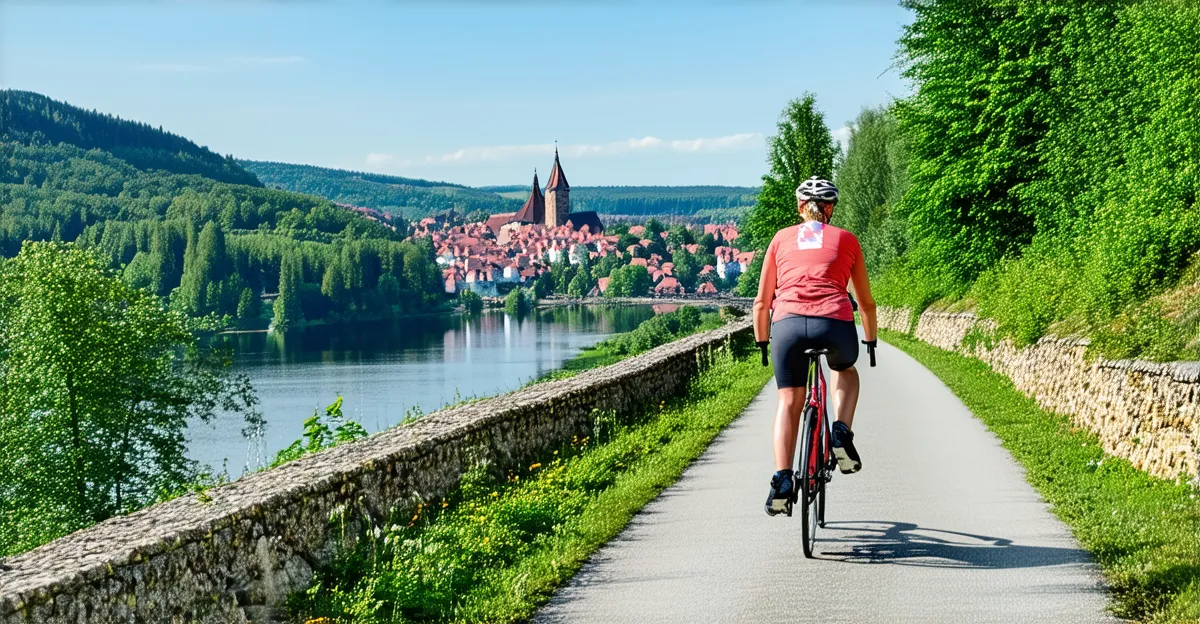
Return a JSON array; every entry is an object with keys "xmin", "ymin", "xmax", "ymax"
[
  {"xmin": 504, "ymin": 287, "xmax": 530, "ymax": 315},
  {"xmin": 273, "ymin": 251, "xmax": 303, "ymax": 331},
  {"xmin": 148, "ymin": 226, "xmax": 179, "ymax": 297},
  {"xmin": 832, "ymin": 105, "xmax": 910, "ymax": 277},
  {"xmin": 237, "ymin": 287, "xmax": 261, "ymax": 319},
  {"xmin": 175, "ymin": 221, "xmax": 228, "ymax": 315},
  {"xmin": 672, "ymin": 248, "xmax": 701, "ymax": 290},
  {"xmin": 0, "ymin": 242, "xmax": 258, "ymax": 555},
  {"xmin": 666, "ymin": 225, "xmax": 695, "ymax": 250},
  {"xmin": 122, "ymin": 250, "xmax": 155, "ymax": 290},
  {"xmin": 604, "ymin": 264, "xmax": 652, "ymax": 297},
  {"xmin": 459, "ymin": 289, "xmax": 483, "ymax": 314},
  {"xmin": 377, "ymin": 274, "xmax": 401, "ymax": 308},
  {"xmin": 321, "ymin": 257, "xmax": 349, "ymax": 312},
  {"xmin": 551, "ymin": 255, "xmax": 572, "ymax": 294},
  {"xmin": 734, "ymin": 251, "xmax": 765, "ymax": 297},
  {"xmin": 567, "ymin": 269, "xmax": 593, "ymax": 297},
  {"xmin": 533, "ymin": 271, "xmax": 554, "ymax": 299},
  {"xmin": 591, "ymin": 254, "xmax": 621, "ymax": 281},
  {"xmin": 742, "ymin": 94, "xmax": 838, "ymax": 249}
]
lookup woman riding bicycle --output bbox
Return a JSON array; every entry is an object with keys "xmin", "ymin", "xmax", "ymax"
[{"xmin": 752, "ymin": 176, "xmax": 878, "ymax": 516}]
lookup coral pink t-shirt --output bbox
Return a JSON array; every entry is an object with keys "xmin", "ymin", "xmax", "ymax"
[{"xmin": 766, "ymin": 222, "xmax": 862, "ymax": 322}]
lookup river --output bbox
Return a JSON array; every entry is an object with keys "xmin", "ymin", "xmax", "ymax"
[{"xmin": 188, "ymin": 304, "xmax": 669, "ymax": 474}]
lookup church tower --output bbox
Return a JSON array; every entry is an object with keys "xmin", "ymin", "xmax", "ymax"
[{"xmin": 544, "ymin": 148, "xmax": 570, "ymax": 228}]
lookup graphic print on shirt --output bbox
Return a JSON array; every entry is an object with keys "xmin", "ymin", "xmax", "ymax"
[{"xmin": 796, "ymin": 221, "xmax": 825, "ymax": 250}]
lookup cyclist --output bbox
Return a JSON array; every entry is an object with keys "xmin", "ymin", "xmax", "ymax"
[{"xmin": 752, "ymin": 176, "xmax": 878, "ymax": 516}]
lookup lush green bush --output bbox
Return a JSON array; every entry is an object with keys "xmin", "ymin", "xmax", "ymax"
[
  {"xmin": 458, "ymin": 289, "xmax": 483, "ymax": 315},
  {"xmin": 852, "ymin": 1, "xmax": 1200, "ymax": 360},
  {"xmin": 603, "ymin": 264, "xmax": 652, "ymax": 297},
  {"xmin": 504, "ymin": 287, "xmax": 532, "ymax": 315},
  {"xmin": 271, "ymin": 396, "xmax": 367, "ymax": 468}
]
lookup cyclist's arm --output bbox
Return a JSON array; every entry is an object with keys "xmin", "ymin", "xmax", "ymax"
[
  {"xmin": 849, "ymin": 248, "xmax": 876, "ymax": 342},
  {"xmin": 753, "ymin": 243, "xmax": 777, "ymax": 343}
]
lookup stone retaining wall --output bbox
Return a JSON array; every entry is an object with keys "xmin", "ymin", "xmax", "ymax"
[
  {"xmin": 880, "ymin": 307, "xmax": 1199, "ymax": 483},
  {"xmin": 0, "ymin": 319, "xmax": 754, "ymax": 624}
]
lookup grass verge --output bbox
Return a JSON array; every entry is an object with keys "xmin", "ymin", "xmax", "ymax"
[
  {"xmin": 288, "ymin": 350, "xmax": 772, "ymax": 623},
  {"xmin": 881, "ymin": 329, "xmax": 1200, "ymax": 623}
]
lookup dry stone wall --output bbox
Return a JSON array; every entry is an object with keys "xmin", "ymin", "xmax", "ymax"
[
  {"xmin": 880, "ymin": 307, "xmax": 1199, "ymax": 483},
  {"xmin": 0, "ymin": 318, "xmax": 754, "ymax": 624}
]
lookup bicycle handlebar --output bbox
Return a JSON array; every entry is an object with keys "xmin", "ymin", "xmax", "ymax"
[{"xmin": 862, "ymin": 339, "xmax": 877, "ymax": 367}]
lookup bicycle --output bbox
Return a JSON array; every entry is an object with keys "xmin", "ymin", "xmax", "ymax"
[
  {"xmin": 797, "ymin": 347, "xmax": 835, "ymax": 558},
  {"xmin": 795, "ymin": 341, "xmax": 877, "ymax": 558}
]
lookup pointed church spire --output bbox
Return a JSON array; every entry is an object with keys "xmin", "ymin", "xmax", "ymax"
[
  {"xmin": 546, "ymin": 145, "xmax": 569, "ymax": 190},
  {"xmin": 512, "ymin": 169, "xmax": 545, "ymax": 224}
]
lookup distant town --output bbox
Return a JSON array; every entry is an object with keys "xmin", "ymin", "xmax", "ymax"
[{"xmin": 406, "ymin": 151, "xmax": 753, "ymax": 298}]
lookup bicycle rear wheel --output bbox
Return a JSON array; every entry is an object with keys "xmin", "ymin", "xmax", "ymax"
[{"xmin": 799, "ymin": 404, "xmax": 820, "ymax": 558}]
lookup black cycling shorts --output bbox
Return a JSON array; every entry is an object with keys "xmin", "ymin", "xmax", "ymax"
[{"xmin": 770, "ymin": 314, "xmax": 860, "ymax": 388}]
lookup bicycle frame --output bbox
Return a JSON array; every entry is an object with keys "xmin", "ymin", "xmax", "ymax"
[
  {"xmin": 799, "ymin": 351, "xmax": 835, "ymax": 558},
  {"xmin": 802, "ymin": 355, "xmax": 835, "ymax": 485}
]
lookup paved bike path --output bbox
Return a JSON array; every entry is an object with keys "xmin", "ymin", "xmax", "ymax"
[{"xmin": 534, "ymin": 339, "xmax": 1117, "ymax": 623}]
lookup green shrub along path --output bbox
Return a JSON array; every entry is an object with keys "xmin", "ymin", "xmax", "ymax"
[
  {"xmin": 882, "ymin": 329, "xmax": 1200, "ymax": 623},
  {"xmin": 287, "ymin": 351, "xmax": 773, "ymax": 624}
]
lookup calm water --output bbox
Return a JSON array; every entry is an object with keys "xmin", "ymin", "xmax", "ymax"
[{"xmin": 188, "ymin": 304, "xmax": 669, "ymax": 473}]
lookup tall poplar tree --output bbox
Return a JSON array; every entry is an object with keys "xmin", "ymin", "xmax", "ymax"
[
  {"xmin": 273, "ymin": 251, "xmax": 303, "ymax": 331},
  {"xmin": 742, "ymin": 94, "xmax": 838, "ymax": 250}
]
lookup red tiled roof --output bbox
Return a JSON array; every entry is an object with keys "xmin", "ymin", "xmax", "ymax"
[
  {"xmin": 597, "ymin": 277, "xmax": 610, "ymax": 293},
  {"xmin": 655, "ymin": 277, "xmax": 681, "ymax": 293},
  {"xmin": 630, "ymin": 257, "xmax": 648, "ymax": 267},
  {"xmin": 545, "ymin": 149, "xmax": 569, "ymax": 190},
  {"xmin": 697, "ymin": 281, "xmax": 717, "ymax": 294},
  {"xmin": 486, "ymin": 212, "xmax": 516, "ymax": 234}
]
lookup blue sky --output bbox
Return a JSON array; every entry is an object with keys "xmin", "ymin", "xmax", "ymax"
[{"xmin": 1, "ymin": 1, "xmax": 911, "ymax": 187}]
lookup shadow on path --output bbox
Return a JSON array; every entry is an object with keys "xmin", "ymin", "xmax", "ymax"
[{"xmin": 816, "ymin": 521, "xmax": 1092, "ymax": 570}]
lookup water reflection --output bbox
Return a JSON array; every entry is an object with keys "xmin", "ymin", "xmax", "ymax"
[{"xmin": 189, "ymin": 305, "xmax": 658, "ymax": 473}]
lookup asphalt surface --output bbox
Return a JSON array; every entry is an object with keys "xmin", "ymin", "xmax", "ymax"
[{"xmin": 534, "ymin": 339, "xmax": 1118, "ymax": 623}]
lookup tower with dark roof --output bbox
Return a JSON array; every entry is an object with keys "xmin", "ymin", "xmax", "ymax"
[
  {"xmin": 512, "ymin": 170, "xmax": 545, "ymax": 224},
  {"xmin": 544, "ymin": 148, "xmax": 570, "ymax": 228}
]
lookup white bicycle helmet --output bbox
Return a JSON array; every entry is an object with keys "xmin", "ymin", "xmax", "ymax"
[{"xmin": 795, "ymin": 176, "xmax": 839, "ymax": 203}]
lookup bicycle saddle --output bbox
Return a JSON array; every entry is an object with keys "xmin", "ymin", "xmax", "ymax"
[{"xmin": 804, "ymin": 348, "xmax": 831, "ymax": 355}]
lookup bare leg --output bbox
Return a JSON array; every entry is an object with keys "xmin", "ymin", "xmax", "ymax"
[
  {"xmin": 831, "ymin": 366, "xmax": 860, "ymax": 428},
  {"xmin": 773, "ymin": 387, "xmax": 806, "ymax": 470}
]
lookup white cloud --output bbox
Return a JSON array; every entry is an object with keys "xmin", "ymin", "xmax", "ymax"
[
  {"xmin": 831, "ymin": 125, "xmax": 851, "ymax": 154},
  {"xmin": 364, "ymin": 153, "xmax": 398, "ymax": 165},
  {"xmin": 134, "ymin": 63, "xmax": 215, "ymax": 72},
  {"xmin": 229, "ymin": 55, "xmax": 307, "ymax": 65},
  {"xmin": 668, "ymin": 133, "xmax": 760, "ymax": 153},
  {"xmin": 407, "ymin": 133, "xmax": 763, "ymax": 167}
]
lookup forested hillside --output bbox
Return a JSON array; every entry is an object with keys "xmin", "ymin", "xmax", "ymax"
[
  {"xmin": 752, "ymin": 1, "xmax": 1199, "ymax": 362},
  {"xmin": 0, "ymin": 91, "xmax": 445, "ymax": 328},
  {"xmin": 241, "ymin": 160, "xmax": 522, "ymax": 219},
  {"xmin": 1, "ymin": 90, "xmax": 260, "ymax": 186},
  {"xmin": 487, "ymin": 184, "xmax": 758, "ymax": 221},
  {"xmin": 244, "ymin": 161, "xmax": 757, "ymax": 222}
]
